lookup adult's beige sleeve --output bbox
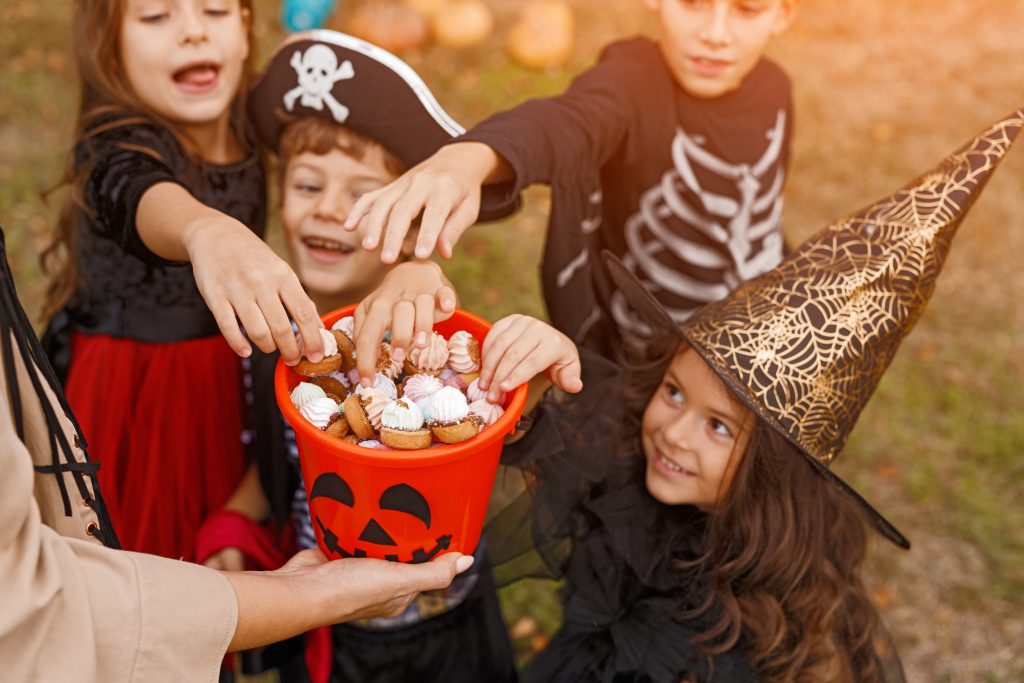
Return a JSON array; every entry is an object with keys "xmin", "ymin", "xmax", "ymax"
[{"xmin": 0, "ymin": 358, "xmax": 239, "ymax": 682}]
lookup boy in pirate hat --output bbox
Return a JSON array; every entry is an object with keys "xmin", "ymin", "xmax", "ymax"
[
  {"xmin": 198, "ymin": 31, "xmax": 518, "ymax": 683},
  {"xmin": 375, "ymin": 110, "xmax": 1021, "ymax": 680}
]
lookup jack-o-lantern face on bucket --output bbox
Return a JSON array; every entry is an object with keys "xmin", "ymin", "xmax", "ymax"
[{"xmin": 309, "ymin": 472, "xmax": 453, "ymax": 563}]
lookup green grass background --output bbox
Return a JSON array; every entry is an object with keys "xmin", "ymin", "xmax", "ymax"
[{"xmin": 2, "ymin": 1, "xmax": 1024, "ymax": 680}]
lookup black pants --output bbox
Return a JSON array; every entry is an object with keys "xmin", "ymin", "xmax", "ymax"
[{"xmin": 330, "ymin": 567, "xmax": 517, "ymax": 683}]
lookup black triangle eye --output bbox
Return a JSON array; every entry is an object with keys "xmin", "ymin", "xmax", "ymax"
[
  {"xmin": 380, "ymin": 484, "xmax": 430, "ymax": 528},
  {"xmin": 309, "ymin": 472, "xmax": 354, "ymax": 507}
]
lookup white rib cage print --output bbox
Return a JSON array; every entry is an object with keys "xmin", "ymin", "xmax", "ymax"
[{"xmin": 605, "ymin": 110, "xmax": 788, "ymax": 336}]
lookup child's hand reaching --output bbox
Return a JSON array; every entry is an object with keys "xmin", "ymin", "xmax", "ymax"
[
  {"xmin": 478, "ymin": 315, "xmax": 582, "ymax": 401},
  {"xmin": 353, "ymin": 261, "xmax": 457, "ymax": 385},
  {"xmin": 138, "ymin": 182, "xmax": 324, "ymax": 366},
  {"xmin": 344, "ymin": 142, "xmax": 508, "ymax": 263}
]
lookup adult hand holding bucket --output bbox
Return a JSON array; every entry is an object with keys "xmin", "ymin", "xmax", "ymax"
[{"xmin": 275, "ymin": 305, "xmax": 529, "ymax": 563}]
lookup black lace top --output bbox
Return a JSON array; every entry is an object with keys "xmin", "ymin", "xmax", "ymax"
[{"xmin": 67, "ymin": 115, "xmax": 266, "ymax": 342}]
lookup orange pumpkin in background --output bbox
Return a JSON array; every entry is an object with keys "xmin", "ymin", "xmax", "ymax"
[
  {"xmin": 405, "ymin": 0, "xmax": 449, "ymax": 20},
  {"xmin": 431, "ymin": 0, "xmax": 494, "ymax": 49},
  {"xmin": 342, "ymin": 0, "xmax": 429, "ymax": 54},
  {"xmin": 507, "ymin": 0, "xmax": 574, "ymax": 70}
]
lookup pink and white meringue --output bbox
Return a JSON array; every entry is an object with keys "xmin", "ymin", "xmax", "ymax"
[
  {"xmin": 358, "ymin": 388, "xmax": 393, "ymax": 430},
  {"xmin": 407, "ymin": 331, "xmax": 449, "ymax": 375},
  {"xmin": 331, "ymin": 315, "xmax": 355, "ymax": 338},
  {"xmin": 447, "ymin": 331, "xmax": 481, "ymax": 373},
  {"xmin": 300, "ymin": 396, "xmax": 341, "ymax": 430},
  {"xmin": 468, "ymin": 398, "xmax": 504, "ymax": 427}
]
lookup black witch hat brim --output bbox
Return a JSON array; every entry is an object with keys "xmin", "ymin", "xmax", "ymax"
[{"xmin": 602, "ymin": 250, "xmax": 911, "ymax": 549}]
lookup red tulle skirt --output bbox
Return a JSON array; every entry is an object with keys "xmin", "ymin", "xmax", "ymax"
[{"xmin": 65, "ymin": 331, "xmax": 248, "ymax": 561}]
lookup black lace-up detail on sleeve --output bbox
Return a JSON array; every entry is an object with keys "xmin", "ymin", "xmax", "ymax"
[{"xmin": 1, "ymin": 227, "xmax": 119, "ymax": 548}]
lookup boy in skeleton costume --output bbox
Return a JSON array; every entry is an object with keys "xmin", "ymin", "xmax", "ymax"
[{"xmin": 345, "ymin": 0, "xmax": 800, "ymax": 361}]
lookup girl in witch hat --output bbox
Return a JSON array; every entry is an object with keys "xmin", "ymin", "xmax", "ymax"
[{"xmin": 481, "ymin": 110, "xmax": 1022, "ymax": 681}]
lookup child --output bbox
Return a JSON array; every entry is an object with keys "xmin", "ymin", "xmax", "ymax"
[
  {"xmin": 483, "ymin": 111, "xmax": 1023, "ymax": 681},
  {"xmin": 345, "ymin": 0, "xmax": 802, "ymax": 361},
  {"xmin": 199, "ymin": 32, "xmax": 521, "ymax": 682},
  {"xmin": 38, "ymin": 0, "xmax": 327, "ymax": 562}
]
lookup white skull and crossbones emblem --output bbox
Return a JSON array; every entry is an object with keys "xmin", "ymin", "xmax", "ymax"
[{"xmin": 283, "ymin": 45, "xmax": 355, "ymax": 124}]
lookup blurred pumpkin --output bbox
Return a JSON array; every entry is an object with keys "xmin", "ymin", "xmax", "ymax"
[
  {"xmin": 431, "ymin": 0, "xmax": 493, "ymax": 49},
  {"xmin": 405, "ymin": 0, "xmax": 448, "ymax": 20},
  {"xmin": 343, "ymin": 0, "xmax": 429, "ymax": 54},
  {"xmin": 507, "ymin": 0, "xmax": 574, "ymax": 70}
]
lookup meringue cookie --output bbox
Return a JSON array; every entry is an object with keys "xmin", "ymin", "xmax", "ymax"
[
  {"xmin": 331, "ymin": 316, "xmax": 355, "ymax": 338},
  {"xmin": 359, "ymin": 388, "xmax": 393, "ymax": 430},
  {"xmin": 377, "ymin": 342, "xmax": 404, "ymax": 379},
  {"xmin": 466, "ymin": 378, "xmax": 507, "ymax": 405},
  {"xmin": 355, "ymin": 372, "xmax": 398, "ymax": 400},
  {"xmin": 403, "ymin": 374, "xmax": 444, "ymax": 402},
  {"xmin": 381, "ymin": 397, "xmax": 425, "ymax": 431},
  {"xmin": 469, "ymin": 398, "xmax": 504, "ymax": 427},
  {"xmin": 358, "ymin": 439, "xmax": 390, "ymax": 450},
  {"xmin": 300, "ymin": 396, "xmax": 341, "ymax": 430},
  {"xmin": 428, "ymin": 386, "xmax": 470, "ymax": 424},
  {"xmin": 447, "ymin": 331, "xmax": 480, "ymax": 373},
  {"xmin": 319, "ymin": 328, "xmax": 339, "ymax": 357},
  {"xmin": 290, "ymin": 382, "xmax": 328, "ymax": 409},
  {"xmin": 407, "ymin": 332, "xmax": 449, "ymax": 374}
]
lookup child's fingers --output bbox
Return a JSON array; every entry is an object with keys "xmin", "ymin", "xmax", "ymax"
[
  {"xmin": 344, "ymin": 187, "xmax": 384, "ymax": 232},
  {"xmin": 548, "ymin": 354, "xmax": 583, "ymax": 393},
  {"xmin": 354, "ymin": 298, "xmax": 391, "ymax": 384},
  {"xmin": 413, "ymin": 293, "xmax": 436, "ymax": 346},
  {"xmin": 359, "ymin": 185, "xmax": 404, "ymax": 252},
  {"xmin": 415, "ymin": 194, "xmax": 459, "ymax": 260},
  {"xmin": 478, "ymin": 315, "xmax": 527, "ymax": 390},
  {"xmin": 380, "ymin": 187, "xmax": 432, "ymax": 263},
  {"xmin": 435, "ymin": 286, "xmax": 457, "ymax": 316},
  {"xmin": 489, "ymin": 337, "xmax": 543, "ymax": 399},
  {"xmin": 208, "ymin": 298, "xmax": 252, "ymax": 358},
  {"xmin": 388, "ymin": 300, "xmax": 416, "ymax": 363},
  {"xmin": 437, "ymin": 194, "xmax": 480, "ymax": 260},
  {"xmin": 258, "ymin": 294, "xmax": 305, "ymax": 364},
  {"xmin": 280, "ymin": 278, "xmax": 323, "ymax": 363},
  {"xmin": 235, "ymin": 300, "xmax": 277, "ymax": 355}
]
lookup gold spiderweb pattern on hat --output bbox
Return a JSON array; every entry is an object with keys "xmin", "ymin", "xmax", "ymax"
[{"xmin": 681, "ymin": 111, "xmax": 1024, "ymax": 465}]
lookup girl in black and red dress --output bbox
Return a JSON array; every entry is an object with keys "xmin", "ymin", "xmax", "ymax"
[{"xmin": 40, "ymin": 0, "xmax": 324, "ymax": 562}]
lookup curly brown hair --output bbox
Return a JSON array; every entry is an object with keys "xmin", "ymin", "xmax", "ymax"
[
  {"xmin": 622, "ymin": 337, "xmax": 891, "ymax": 682},
  {"xmin": 39, "ymin": 0, "xmax": 256, "ymax": 321}
]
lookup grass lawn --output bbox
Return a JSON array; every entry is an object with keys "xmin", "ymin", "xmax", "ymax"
[{"xmin": 2, "ymin": 1, "xmax": 1024, "ymax": 680}]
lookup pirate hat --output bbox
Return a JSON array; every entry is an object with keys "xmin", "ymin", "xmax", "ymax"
[
  {"xmin": 250, "ymin": 29, "xmax": 461, "ymax": 165},
  {"xmin": 606, "ymin": 109, "xmax": 1024, "ymax": 549}
]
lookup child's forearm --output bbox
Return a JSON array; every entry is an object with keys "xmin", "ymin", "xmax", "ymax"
[{"xmin": 135, "ymin": 182, "xmax": 252, "ymax": 261}]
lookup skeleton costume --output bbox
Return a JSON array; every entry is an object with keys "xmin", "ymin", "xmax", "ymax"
[
  {"xmin": 498, "ymin": 110, "xmax": 1022, "ymax": 682},
  {"xmin": 216, "ymin": 31, "xmax": 518, "ymax": 683},
  {"xmin": 460, "ymin": 37, "xmax": 793, "ymax": 360},
  {"xmin": 41, "ymin": 111, "xmax": 265, "ymax": 562}
]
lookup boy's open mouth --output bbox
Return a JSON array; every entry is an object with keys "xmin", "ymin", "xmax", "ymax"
[{"xmin": 303, "ymin": 236, "xmax": 356, "ymax": 255}]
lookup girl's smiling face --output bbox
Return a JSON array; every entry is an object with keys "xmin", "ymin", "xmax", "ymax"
[{"xmin": 641, "ymin": 345, "xmax": 754, "ymax": 509}]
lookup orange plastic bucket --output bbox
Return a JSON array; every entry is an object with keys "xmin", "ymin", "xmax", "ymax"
[{"xmin": 275, "ymin": 305, "xmax": 527, "ymax": 563}]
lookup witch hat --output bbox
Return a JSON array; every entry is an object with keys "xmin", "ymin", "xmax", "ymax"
[{"xmin": 606, "ymin": 109, "xmax": 1024, "ymax": 548}]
